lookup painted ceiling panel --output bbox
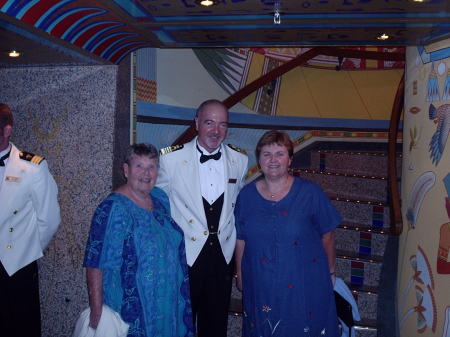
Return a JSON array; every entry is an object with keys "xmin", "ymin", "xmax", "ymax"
[{"xmin": 0, "ymin": 0, "xmax": 449, "ymax": 65}]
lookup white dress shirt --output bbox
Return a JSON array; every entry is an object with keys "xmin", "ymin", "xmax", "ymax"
[{"xmin": 196, "ymin": 142, "xmax": 225, "ymax": 205}]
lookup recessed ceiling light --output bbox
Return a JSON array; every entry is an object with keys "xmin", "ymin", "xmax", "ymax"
[
  {"xmin": 8, "ymin": 50, "xmax": 20, "ymax": 57},
  {"xmin": 195, "ymin": 0, "xmax": 219, "ymax": 6},
  {"xmin": 377, "ymin": 33, "xmax": 389, "ymax": 41}
]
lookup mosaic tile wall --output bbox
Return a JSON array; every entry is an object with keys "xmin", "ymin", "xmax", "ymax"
[{"xmin": 0, "ymin": 64, "xmax": 128, "ymax": 337}]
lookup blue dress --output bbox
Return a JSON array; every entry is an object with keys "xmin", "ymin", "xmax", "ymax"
[
  {"xmin": 235, "ymin": 177, "xmax": 341, "ymax": 337},
  {"xmin": 84, "ymin": 187, "xmax": 194, "ymax": 337}
]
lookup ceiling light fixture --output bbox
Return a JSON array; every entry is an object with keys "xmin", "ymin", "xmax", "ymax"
[
  {"xmin": 8, "ymin": 50, "xmax": 20, "ymax": 57},
  {"xmin": 377, "ymin": 33, "xmax": 389, "ymax": 41},
  {"xmin": 196, "ymin": 0, "xmax": 219, "ymax": 6}
]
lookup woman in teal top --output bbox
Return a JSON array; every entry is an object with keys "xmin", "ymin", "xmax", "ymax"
[{"xmin": 84, "ymin": 143, "xmax": 193, "ymax": 337}]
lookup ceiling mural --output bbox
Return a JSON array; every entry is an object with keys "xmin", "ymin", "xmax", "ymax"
[
  {"xmin": 0, "ymin": 0, "xmax": 449, "ymax": 65},
  {"xmin": 194, "ymin": 47, "xmax": 404, "ymax": 117}
]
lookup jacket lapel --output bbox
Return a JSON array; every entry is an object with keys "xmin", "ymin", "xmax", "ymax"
[
  {"xmin": 183, "ymin": 139, "xmax": 207, "ymax": 227},
  {"xmin": 0, "ymin": 145, "xmax": 21, "ymax": 221},
  {"xmin": 219, "ymin": 145, "xmax": 236, "ymax": 229}
]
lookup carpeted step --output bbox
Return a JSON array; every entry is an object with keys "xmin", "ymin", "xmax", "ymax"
[
  {"xmin": 293, "ymin": 170, "xmax": 388, "ymax": 202},
  {"xmin": 332, "ymin": 199, "xmax": 391, "ymax": 230},
  {"xmin": 336, "ymin": 223, "xmax": 389, "ymax": 257},
  {"xmin": 336, "ymin": 250, "xmax": 383, "ymax": 288},
  {"xmin": 310, "ymin": 150, "xmax": 402, "ymax": 177}
]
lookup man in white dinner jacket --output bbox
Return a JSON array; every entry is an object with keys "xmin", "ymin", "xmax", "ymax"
[
  {"xmin": 0, "ymin": 103, "xmax": 60, "ymax": 337},
  {"xmin": 157, "ymin": 99, "xmax": 248, "ymax": 337}
]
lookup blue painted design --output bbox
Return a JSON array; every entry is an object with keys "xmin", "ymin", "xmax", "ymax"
[
  {"xmin": 443, "ymin": 173, "xmax": 450, "ymax": 196},
  {"xmin": 64, "ymin": 17, "xmax": 116, "ymax": 42},
  {"xmin": 46, "ymin": 7, "xmax": 105, "ymax": 34},
  {"xmin": 15, "ymin": 0, "xmax": 40, "ymax": 19},
  {"xmin": 418, "ymin": 45, "xmax": 450, "ymax": 63},
  {"xmin": 111, "ymin": 0, "xmax": 148, "ymax": 17},
  {"xmin": 0, "ymin": 0, "xmax": 16, "ymax": 14},
  {"xmin": 82, "ymin": 22, "xmax": 126, "ymax": 50},
  {"xmin": 113, "ymin": 44, "xmax": 150, "ymax": 64},
  {"xmin": 35, "ymin": 0, "xmax": 76, "ymax": 30},
  {"xmin": 83, "ymin": 26, "xmax": 133, "ymax": 51},
  {"xmin": 2, "ymin": 0, "xmax": 32, "ymax": 17},
  {"xmin": 101, "ymin": 35, "xmax": 139, "ymax": 58}
]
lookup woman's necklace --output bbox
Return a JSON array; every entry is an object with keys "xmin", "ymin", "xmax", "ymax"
[{"xmin": 266, "ymin": 175, "xmax": 290, "ymax": 199}]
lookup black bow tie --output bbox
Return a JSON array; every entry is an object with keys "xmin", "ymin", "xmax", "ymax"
[
  {"xmin": 0, "ymin": 150, "xmax": 10, "ymax": 167},
  {"xmin": 197, "ymin": 144, "xmax": 222, "ymax": 164}
]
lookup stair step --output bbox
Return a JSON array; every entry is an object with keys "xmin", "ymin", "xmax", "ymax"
[
  {"xmin": 336, "ymin": 250, "xmax": 383, "ymax": 287},
  {"xmin": 310, "ymin": 150, "xmax": 402, "ymax": 178},
  {"xmin": 227, "ymin": 313, "xmax": 242, "ymax": 337},
  {"xmin": 294, "ymin": 171, "xmax": 388, "ymax": 202},
  {"xmin": 354, "ymin": 324, "xmax": 377, "ymax": 337},
  {"xmin": 336, "ymin": 225, "xmax": 389, "ymax": 257},
  {"xmin": 353, "ymin": 289, "xmax": 378, "ymax": 321},
  {"xmin": 332, "ymin": 200, "xmax": 391, "ymax": 230}
]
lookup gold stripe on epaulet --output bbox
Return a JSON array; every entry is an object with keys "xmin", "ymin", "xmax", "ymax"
[
  {"xmin": 19, "ymin": 151, "xmax": 45, "ymax": 165},
  {"xmin": 227, "ymin": 143, "xmax": 247, "ymax": 155},
  {"xmin": 159, "ymin": 144, "xmax": 184, "ymax": 155}
]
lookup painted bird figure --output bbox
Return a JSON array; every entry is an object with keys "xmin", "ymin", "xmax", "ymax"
[{"xmin": 429, "ymin": 103, "xmax": 450, "ymax": 165}]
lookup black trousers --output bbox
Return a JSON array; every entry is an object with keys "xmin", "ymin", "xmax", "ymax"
[
  {"xmin": 0, "ymin": 261, "xmax": 41, "ymax": 337},
  {"xmin": 188, "ymin": 236, "xmax": 233, "ymax": 337}
]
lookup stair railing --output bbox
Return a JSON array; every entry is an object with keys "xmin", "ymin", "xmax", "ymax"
[{"xmin": 388, "ymin": 73, "xmax": 405, "ymax": 235}]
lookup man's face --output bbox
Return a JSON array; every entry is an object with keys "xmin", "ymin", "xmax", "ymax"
[
  {"xmin": 0, "ymin": 125, "xmax": 11, "ymax": 151},
  {"xmin": 195, "ymin": 103, "xmax": 228, "ymax": 153}
]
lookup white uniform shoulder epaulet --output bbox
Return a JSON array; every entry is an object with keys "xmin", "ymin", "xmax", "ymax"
[
  {"xmin": 19, "ymin": 151, "xmax": 45, "ymax": 165},
  {"xmin": 159, "ymin": 144, "xmax": 184, "ymax": 155},
  {"xmin": 227, "ymin": 144, "xmax": 247, "ymax": 155}
]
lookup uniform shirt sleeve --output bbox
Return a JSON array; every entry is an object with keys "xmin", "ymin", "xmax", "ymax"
[
  {"xmin": 311, "ymin": 183, "xmax": 342, "ymax": 236},
  {"xmin": 31, "ymin": 160, "xmax": 60, "ymax": 250}
]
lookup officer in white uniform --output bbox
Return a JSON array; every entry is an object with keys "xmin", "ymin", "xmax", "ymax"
[
  {"xmin": 0, "ymin": 103, "xmax": 60, "ymax": 337},
  {"xmin": 157, "ymin": 99, "xmax": 248, "ymax": 337}
]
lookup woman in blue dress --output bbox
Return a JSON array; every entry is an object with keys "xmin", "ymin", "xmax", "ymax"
[
  {"xmin": 235, "ymin": 131, "xmax": 341, "ymax": 337},
  {"xmin": 84, "ymin": 143, "xmax": 193, "ymax": 337}
]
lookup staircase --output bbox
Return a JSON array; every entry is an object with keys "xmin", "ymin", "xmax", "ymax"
[{"xmin": 227, "ymin": 142, "xmax": 402, "ymax": 337}]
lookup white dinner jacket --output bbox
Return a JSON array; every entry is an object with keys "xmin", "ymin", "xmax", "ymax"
[
  {"xmin": 0, "ymin": 143, "xmax": 60, "ymax": 276},
  {"xmin": 157, "ymin": 137, "xmax": 248, "ymax": 266}
]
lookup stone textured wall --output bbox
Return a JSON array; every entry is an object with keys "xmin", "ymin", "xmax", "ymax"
[{"xmin": 0, "ymin": 63, "xmax": 128, "ymax": 336}]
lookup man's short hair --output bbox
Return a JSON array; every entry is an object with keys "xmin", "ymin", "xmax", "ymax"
[
  {"xmin": 0, "ymin": 103, "xmax": 13, "ymax": 129},
  {"xmin": 195, "ymin": 99, "xmax": 228, "ymax": 118}
]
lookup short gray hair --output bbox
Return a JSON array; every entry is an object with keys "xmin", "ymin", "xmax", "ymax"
[
  {"xmin": 195, "ymin": 99, "xmax": 228, "ymax": 118},
  {"xmin": 124, "ymin": 143, "xmax": 159, "ymax": 165}
]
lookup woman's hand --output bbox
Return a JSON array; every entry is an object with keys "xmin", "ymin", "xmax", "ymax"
[{"xmin": 89, "ymin": 307, "xmax": 102, "ymax": 328}]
